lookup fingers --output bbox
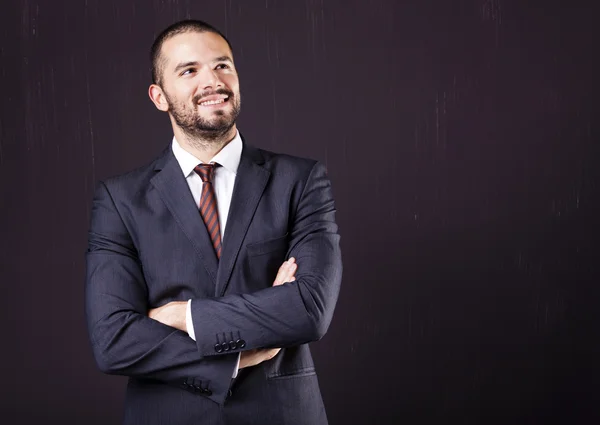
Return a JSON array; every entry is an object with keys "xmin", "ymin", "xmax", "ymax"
[
  {"xmin": 266, "ymin": 348, "xmax": 281, "ymax": 360},
  {"xmin": 272, "ymin": 257, "xmax": 297, "ymax": 286},
  {"xmin": 282, "ymin": 260, "xmax": 297, "ymax": 284},
  {"xmin": 239, "ymin": 348, "xmax": 282, "ymax": 369},
  {"xmin": 258, "ymin": 348, "xmax": 281, "ymax": 363}
]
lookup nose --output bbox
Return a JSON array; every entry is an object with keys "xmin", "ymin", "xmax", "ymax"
[{"xmin": 199, "ymin": 66, "xmax": 223, "ymax": 90}]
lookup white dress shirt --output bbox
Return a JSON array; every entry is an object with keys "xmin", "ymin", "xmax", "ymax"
[{"xmin": 171, "ymin": 130, "xmax": 243, "ymax": 376}]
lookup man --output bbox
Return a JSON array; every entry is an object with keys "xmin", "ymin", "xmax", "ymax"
[{"xmin": 85, "ymin": 19, "xmax": 342, "ymax": 425}]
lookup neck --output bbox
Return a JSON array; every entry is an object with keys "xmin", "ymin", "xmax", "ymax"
[{"xmin": 173, "ymin": 125, "xmax": 237, "ymax": 163}]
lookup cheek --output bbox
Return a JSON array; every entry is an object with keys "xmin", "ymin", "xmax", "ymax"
[
  {"xmin": 223, "ymin": 75, "xmax": 240, "ymax": 92},
  {"xmin": 171, "ymin": 81, "xmax": 196, "ymax": 98}
]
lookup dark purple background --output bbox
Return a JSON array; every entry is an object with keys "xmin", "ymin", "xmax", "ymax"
[{"xmin": 1, "ymin": 0, "xmax": 598, "ymax": 424}]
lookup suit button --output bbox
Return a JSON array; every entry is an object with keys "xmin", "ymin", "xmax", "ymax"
[
  {"xmin": 236, "ymin": 339, "xmax": 246, "ymax": 349},
  {"xmin": 194, "ymin": 385, "xmax": 202, "ymax": 393},
  {"xmin": 204, "ymin": 388, "xmax": 213, "ymax": 396},
  {"xmin": 214, "ymin": 343, "xmax": 223, "ymax": 353},
  {"xmin": 229, "ymin": 340, "xmax": 237, "ymax": 350},
  {"xmin": 182, "ymin": 381, "xmax": 189, "ymax": 389},
  {"xmin": 222, "ymin": 342, "xmax": 230, "ymax": 352}
]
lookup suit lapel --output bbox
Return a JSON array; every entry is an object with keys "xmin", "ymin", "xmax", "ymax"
[
  {"xmin": 150, "ymin": 148, "xmax": 219, "ymax": 284},
  {"xmin": 215, "ymin": 143, "xmax": 270, "ymax": 296}
]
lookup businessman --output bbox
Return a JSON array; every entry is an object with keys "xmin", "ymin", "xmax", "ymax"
[{"xmin": 85, "ymin": 19, "xmax": 342, "ymax": 425}]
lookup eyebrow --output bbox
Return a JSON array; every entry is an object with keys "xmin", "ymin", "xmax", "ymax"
[
  {"xmin": 173, "ymin": 56, "xmax": 234, "ymax": 74},
  {"xmin": 214, "ymin": 55, "xmax": 233, "ymax": 63}
]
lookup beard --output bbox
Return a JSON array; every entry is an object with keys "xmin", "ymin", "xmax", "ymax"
[{"xmin": 164, "ymin": 87, "xmax": 241, "ymax": 142}]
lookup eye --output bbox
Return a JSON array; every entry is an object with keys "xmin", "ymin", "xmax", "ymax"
[
  {"xmin": 215, "ymin": 63, "xmax": 230, "ymax": 70},
  {"xmin": 181, "ymin": 68, "xmax": 196, "ymax": 76}
]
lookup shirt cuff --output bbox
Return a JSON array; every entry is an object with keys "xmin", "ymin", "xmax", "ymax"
[
  {"xmin": 232, "ymin": 353, "xmax": 241, "ymax": 378},
  {"xmin": 187, "ymin": 299, "xmax": 238, "ymax": 378},
  {"xmin": 186, "ymin": 299, "xmax": 196, "ymax": 341}
]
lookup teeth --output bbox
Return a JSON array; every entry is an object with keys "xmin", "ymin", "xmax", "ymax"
[{"xmin": 200, "ymin": 98, "xmax": 226, "ymax": 106}]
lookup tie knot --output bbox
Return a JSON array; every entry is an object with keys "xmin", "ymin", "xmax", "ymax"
[{"xmin": 194, "ymin": 163, "xmax": 218, "ymax": 183}]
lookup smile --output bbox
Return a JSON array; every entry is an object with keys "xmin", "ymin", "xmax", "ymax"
[
  {"xmin": 200, "ymin": 99, "xmax": 226, "ymax": 106},
  {"xmin": 198, "ymin": 95, "xmax": 229, "ymax": 107}
]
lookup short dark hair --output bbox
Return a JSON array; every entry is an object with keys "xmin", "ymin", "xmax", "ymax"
[{"xmin": 150, "ymin": 19, "xmax": 233, "ymax": 85}]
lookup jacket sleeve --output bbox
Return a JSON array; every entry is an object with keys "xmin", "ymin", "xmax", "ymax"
[
  {"xmin": 85, "ymin": 181, "xmax": 237, "ymax": 405},
  {"xmin": 190, "ymin": 161, "xmax": 343, "ymax": 357}
]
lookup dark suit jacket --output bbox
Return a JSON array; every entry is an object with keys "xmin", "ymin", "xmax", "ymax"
[{"xmin": 85, "ymin": 139, "xmax": 342, "ymax": 425}]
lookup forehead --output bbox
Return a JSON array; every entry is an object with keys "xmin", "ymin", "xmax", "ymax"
[{"xmin": 161, "ymin": 31, "xmax": 233, "ymax": 67}]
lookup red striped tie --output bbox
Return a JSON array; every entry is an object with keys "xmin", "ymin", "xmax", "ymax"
[{"xmin": 194, "ymin": 163, "xmax": 222, "ymax": 259}]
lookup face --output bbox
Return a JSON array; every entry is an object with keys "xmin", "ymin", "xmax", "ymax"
[{"xmin": 153, "ymin": 31, "xmax": 241, "ymax": 140}]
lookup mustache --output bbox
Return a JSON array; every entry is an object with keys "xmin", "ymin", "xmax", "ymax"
[{"xmin": 193, "ymin": 88, "xmax": 234, "ymax": 104}]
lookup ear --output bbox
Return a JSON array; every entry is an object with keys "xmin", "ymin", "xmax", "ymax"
[{"xmin": 148, "ymin": 84, "xmax": 169, "ymax": 112}]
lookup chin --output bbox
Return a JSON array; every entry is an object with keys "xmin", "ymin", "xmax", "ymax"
[{"xmin": 205, "ymin": 118, "xmax": 235, "ymax": 131}]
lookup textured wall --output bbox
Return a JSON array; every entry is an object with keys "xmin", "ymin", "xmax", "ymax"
[{"xmin": 0, "ymin": 0, "xmax": 597, "ymax": 424}]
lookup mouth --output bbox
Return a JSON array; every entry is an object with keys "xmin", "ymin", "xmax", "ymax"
[{"xmin": 198, "ymin": 94, "xmax": 230, "ymax": 107}]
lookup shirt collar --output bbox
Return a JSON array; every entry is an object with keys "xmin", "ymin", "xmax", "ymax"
[{"xmin": 171, "ymin": 130, "xmax": 243, "ymax": 177}]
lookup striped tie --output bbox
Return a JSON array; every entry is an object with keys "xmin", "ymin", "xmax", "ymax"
[{"xmin": 194, "ymin": 163, "xmax": 222, "ymax": 259}]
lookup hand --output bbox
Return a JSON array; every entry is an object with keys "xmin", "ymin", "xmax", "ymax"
[
  {"xmin": 239, "ymin": 347, "xmax": 281, "ymax": 369},
  {"xmin": 272, "ymin": 257, "xmax": 297, "ymax": 286},
  {"xmin": 148, "ymin": 301, "xmax": 187, "ymax": 332}
]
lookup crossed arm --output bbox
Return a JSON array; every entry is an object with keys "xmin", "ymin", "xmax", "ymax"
[
  {"xmin": 147, "ymin": 258, "xmax": 299, "ymax": 369},
  {"xmin": 85, "ymin": 161, "xmax": 342, "ymax": 404}
]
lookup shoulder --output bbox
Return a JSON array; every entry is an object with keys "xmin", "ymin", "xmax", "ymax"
[
  {"xmin": 97, "ymin": 146, "xmax": 171, "ymax": 196},
  {"xmin": 248, "ymin": 144, "xmax": 323, "ymax": 181}
]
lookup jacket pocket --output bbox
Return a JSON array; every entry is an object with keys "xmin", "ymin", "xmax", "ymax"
[
  {"xmin": 264, "ymin": 345, "xmax": 316, "ymax": 380},
  {"xmin": 266, "ymin": 366, "xmax": 316, "ymax": 380}
]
